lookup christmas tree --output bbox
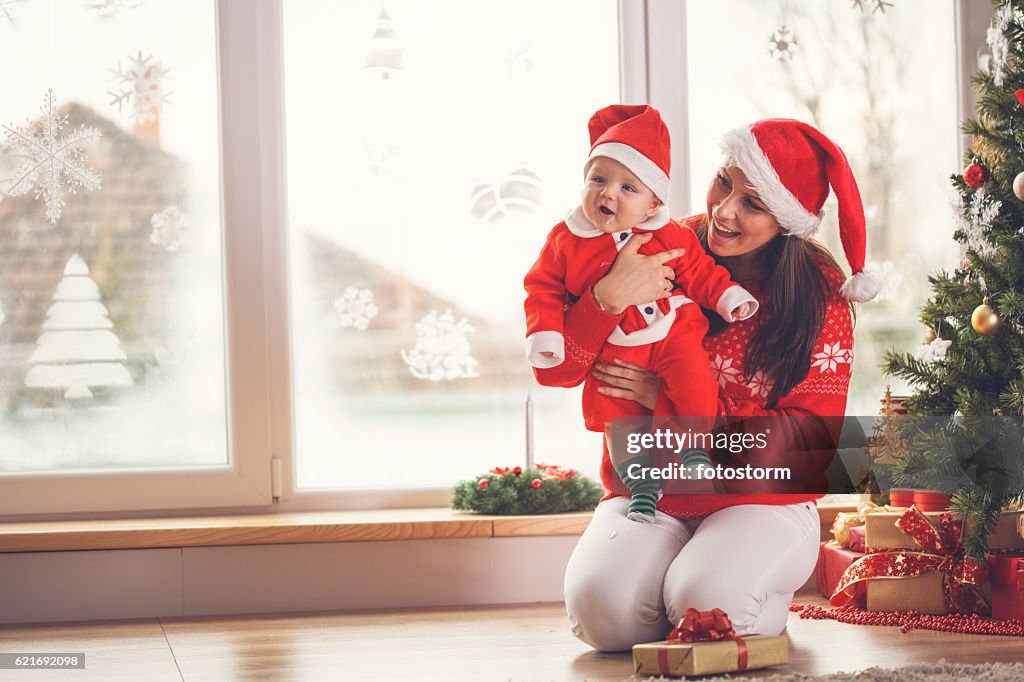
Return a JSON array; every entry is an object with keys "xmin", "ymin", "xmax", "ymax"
[
  {"xmin": 24, "ymin": 253, "xmax": 133, "ymax": 401},
  {"xmin": 882, "ymin": 0, "xmax": 1024, "ymax": 559}
]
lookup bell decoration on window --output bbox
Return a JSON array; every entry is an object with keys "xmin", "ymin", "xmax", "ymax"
[
  {"xmin": 963, "ymin": 158, "xmax": 989, "ymax": 189},
  {"xmin": 971, "ymin": 296, "xmax": 1003, "ymax": 336},
  {"xmin": 363, "ymin": 7, "xmax": 404, "ymax": 79}
]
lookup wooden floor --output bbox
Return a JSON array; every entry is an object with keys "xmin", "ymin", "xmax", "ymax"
[{"xmin": 1, "ymin": 595, "xmax": 1023, "ymax": 681}]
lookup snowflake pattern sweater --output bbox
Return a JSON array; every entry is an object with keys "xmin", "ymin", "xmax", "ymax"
[{"xmin": 533, "ymin": 215, "xmax": 854, "ymax": 518}]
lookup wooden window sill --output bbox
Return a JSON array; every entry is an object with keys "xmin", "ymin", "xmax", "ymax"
[
  {"xmin": 0, "ymin": 509, "xmax": 593, "ymax": 553},
  {"xmin": 0, "ymin": 502, "xmax": 852, "ymax": 553}
]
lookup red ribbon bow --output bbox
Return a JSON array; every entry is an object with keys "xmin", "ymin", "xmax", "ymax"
[
  {"xmin": 830, "ymin": 506, "xmax": 989, "ymax": 615},
  {"xmin": 668, "ymin": 607, "xmax": 736, "ymax": 642},
  {"xmin": 658, "ymin": 608, "xmax": 748, "ymax": 674}
]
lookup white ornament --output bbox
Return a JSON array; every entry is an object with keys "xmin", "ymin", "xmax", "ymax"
[
  {"xmin": 108, "ymin": 51, "xmax": 172, "ymax": 124},
  {"xmin": 400, "ymin": 309, "xmax": 479, "ymax": 381},
  {"xmin": 333, "ymin": 287, "xmax": 379, "ymax": 331},
  {"xmin": 150, "ymin": 205, "xmax": 189, "ymax": 251},
  {"xmin": 988, "ymin": 3, "xmax": 1014, "ymax": 87},
  {"xmin": 0, "ymin": 0, "xmax": 27, "ymax": 24},
  {"xmin": 768, "ymin": 26, "xmax": 798, "ymax": 63},
  {"xmin": 914, "ymin": 337, "xmax": 952, "ymax": 363},
  {"xmin": 86, "ymin": 0, "xmax": 144, "ymax": 16},
  {"xmin": 955, "ymin": 186, "xmax": 1002, "ymax": 259},
  {"xmin": 2, "ymin": 89, "xmax": 102, "ymax": 224},
  {"xmin": 811, "ymin": 342, "xmax": 852, "ymax": 375},
  {"xmin": 861, "ymin": 260, "xmax": 903, "ymax": 302}
]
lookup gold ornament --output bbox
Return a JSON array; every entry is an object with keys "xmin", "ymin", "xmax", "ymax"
[
  {"xmin": 1014, "ymin": 171, "xmax": 1024, "ymax": 201},
  {"xmin": 971, "ymin": 297, "xmax": 1003, "ymax": 335}
]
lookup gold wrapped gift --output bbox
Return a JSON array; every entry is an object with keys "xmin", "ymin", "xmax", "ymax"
[{"xmin": 632, "ymin": 634, "xmax": 789, "ymax": 677}]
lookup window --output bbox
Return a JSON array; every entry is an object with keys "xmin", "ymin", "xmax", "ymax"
[
  {"xmin": 682, "ymin": 1, "xmax": 961, "ymax": 415},
  {"xmin": 282, "ymin": 0, "xmax": 620, "ymax": 491},
  {"xmin": 0, "ymin": 1, "xmax": 984, "ymax": 516}
]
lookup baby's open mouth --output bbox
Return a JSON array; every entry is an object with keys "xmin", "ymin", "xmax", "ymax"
[{"xmin": 599, "ymin": 206, "xmax": 614, "ymax": 216}]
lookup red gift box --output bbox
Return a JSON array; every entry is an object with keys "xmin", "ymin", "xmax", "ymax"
[
  {"xmin": 989, "ymin": 555, "xmax": 1024, "ymax": 621},
  {"xmin": 816, "ymin": 541, "xmax": 865, "ymax": 606},
  {"xmin": 847, "ymin": 525, "xmax": 866, "ymax": 553}
]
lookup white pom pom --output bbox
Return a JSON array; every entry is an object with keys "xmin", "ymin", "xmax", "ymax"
[{"xmin": 841, "ymin": 270, "xmax": 883, "ymax": 302}]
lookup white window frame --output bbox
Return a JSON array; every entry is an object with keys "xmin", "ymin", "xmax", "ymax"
[{"xmin": 0, "ymin": 0, "xmax": 984, "ymax": 519}]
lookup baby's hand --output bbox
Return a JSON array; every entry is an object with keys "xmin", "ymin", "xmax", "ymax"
[
  {"xmin": 539, "ymin": 351, "xmax": 558, "ymax": 359},
  {"xmin": 732, "ymin": 302, "xmax": 753, "ymax": 320}
]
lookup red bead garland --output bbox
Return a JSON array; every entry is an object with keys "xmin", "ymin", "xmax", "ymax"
[{"xmin": 789, "ymin": 603, "xmax": 1024, "ymax": 636}]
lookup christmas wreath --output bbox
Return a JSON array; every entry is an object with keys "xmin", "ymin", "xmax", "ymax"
[{"xmin": 451, "ymin": 463, "xmax": 603, "ymax": 515}]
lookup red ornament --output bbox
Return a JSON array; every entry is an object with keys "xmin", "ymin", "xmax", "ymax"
[
  {"xmin": 478, "ymin": 479, "xmax": 489, "ymax": 488},
  {"xmin": 1016, "ymin": 89, "xmax": 1024, "ymax": 108},
  {"xmin": 531, "ymin": 479, "xmax": 542, "ymax": 489},
  {"xmin": 512, "ymin": 466, "xmax": 522, "ymax": 476},
  {"xmin": 964, "ymin": 160, "xmax": 989, "ymax": 188}
]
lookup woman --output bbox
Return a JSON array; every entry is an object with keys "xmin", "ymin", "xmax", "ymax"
[{"xmin": 534, "ymin": 119, "xmax": 880, "ymax": 651}]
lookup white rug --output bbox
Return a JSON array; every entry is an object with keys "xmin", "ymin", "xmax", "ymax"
[{"xmin": 641, "ymin": 660, "xmax": 1024, "ymax": 681}]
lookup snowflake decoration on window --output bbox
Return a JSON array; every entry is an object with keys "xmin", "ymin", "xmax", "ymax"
[
  {"xmin": 850, "ymin": 0, "xmax": 893, "ymax": 14},
  {"xmin": 150, "ymin": 205, "xmax": 189, "ymax": 251},
  {"xmin": 768, "ymin": 26, "xmax": 798, "ymax": 63},
  {"xmin": 2, "ymin": 89, "xmax": 102, "ymax": 224},
  {"xmin": 108, "ymin": 51, "xmax": 172, "ymax": 124},
  {"xmin": 811, "ymin": 342, "xmax": 852, "ymax": 375},
  {"xmin": 401, "ymin": 309, "xmax": 479, "ymax": 381},
  {"xmin": 86, "ymin": 0, "xmax": 144, "ymax": 16},
  {"xmin": 333, "ymin": 287, "xmax": 379, "ymax": 331},
  {"xmin": 987, "ymin": 3, "xmax": 1014, "ymax": 87},
  {"xmin": 0, "ymin": 0, "xmax": 27, "ymax": 25}
]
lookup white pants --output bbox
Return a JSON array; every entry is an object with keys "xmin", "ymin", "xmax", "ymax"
[{"xmin": 563, "ymin": 497, "xmax": 820, "ymax": 652}]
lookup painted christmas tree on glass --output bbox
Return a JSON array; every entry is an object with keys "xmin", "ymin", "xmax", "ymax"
[
  {"xmin": 24, "ymin": 254, "xmax": 133, "ymax": 401},
  {"xmin": 883, "ymin": 0, "xmax": 1024, "ymax": 558}
]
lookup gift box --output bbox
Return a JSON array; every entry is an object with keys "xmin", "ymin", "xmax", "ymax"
[
  {"xmin": 831, "ymin": 507, "xmax": 995, "ymax": 615},
  {"xmin": 816, "ymin": 541, "xmax": 865, "ymax": 606},
  {"xmin": 632, "ymin": 608, "xmax": 789, "ymax": 678},
  {"xmin": 847, "ymin": 525, "xmax": 866, "ymax": 553},
  {"xmin": 633, "ymin": 635, "xmax": 789, "ymax": 677},
  {"xmin": 989, "ymin": 555, "xmax": 1024, "ymax": 621}
]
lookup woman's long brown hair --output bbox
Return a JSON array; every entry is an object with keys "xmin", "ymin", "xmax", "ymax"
[{"xmin": 695, "ymin": 219, "xmax": 853, "ymax": 408}]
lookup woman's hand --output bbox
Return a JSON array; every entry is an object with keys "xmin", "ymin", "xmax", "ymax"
[
  {"xmin": 592, "ymin": 233, "xmax": 684, "ymax": 314},
  {"xmin": 593, "ymin": 358, "xmax": 662, "ymax": 410}
]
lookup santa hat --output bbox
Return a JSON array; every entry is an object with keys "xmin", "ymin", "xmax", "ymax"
[
  {"xmin": 719, "ymin": 119, "xmax": 882, "ymax": 302},
  {"xmin": 585, "ymin": 104, "xmax": 670, "ymax": 204}
]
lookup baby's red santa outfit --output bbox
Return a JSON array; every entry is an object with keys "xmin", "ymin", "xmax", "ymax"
[{"xmin": 523, "ymin": 105, "xmax": 757, "ymax": 433}]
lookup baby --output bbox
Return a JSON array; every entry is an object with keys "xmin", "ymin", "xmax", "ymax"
[{"xmin": 524, "ymin": 104, "xmax": 757, "ymax": 522}]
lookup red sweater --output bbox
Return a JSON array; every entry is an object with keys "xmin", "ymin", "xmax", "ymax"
[{"xmin": 533, "ymin": 215, "xmax": 854, "ymax": 518}]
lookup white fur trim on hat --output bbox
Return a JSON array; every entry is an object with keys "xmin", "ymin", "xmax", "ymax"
[
  {"xmin": 587, "ymin": 142, "xmax": 670, "ymax": 204},
  {"xmin": 840, "ymin": 270, "xmax": 883, "ymax": 302},
  {"xmin": 719, "ymin": 125, "xmax": 823, "ymax": 239}
]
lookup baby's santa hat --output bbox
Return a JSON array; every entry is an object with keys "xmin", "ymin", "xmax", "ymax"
[
  {"xmin": 585, "ymin": 104, "xmax": 670, "ymax": 204},
  {"xmin": 720, "ymin": 119, "xmax": 882, "ymax": 302}
]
